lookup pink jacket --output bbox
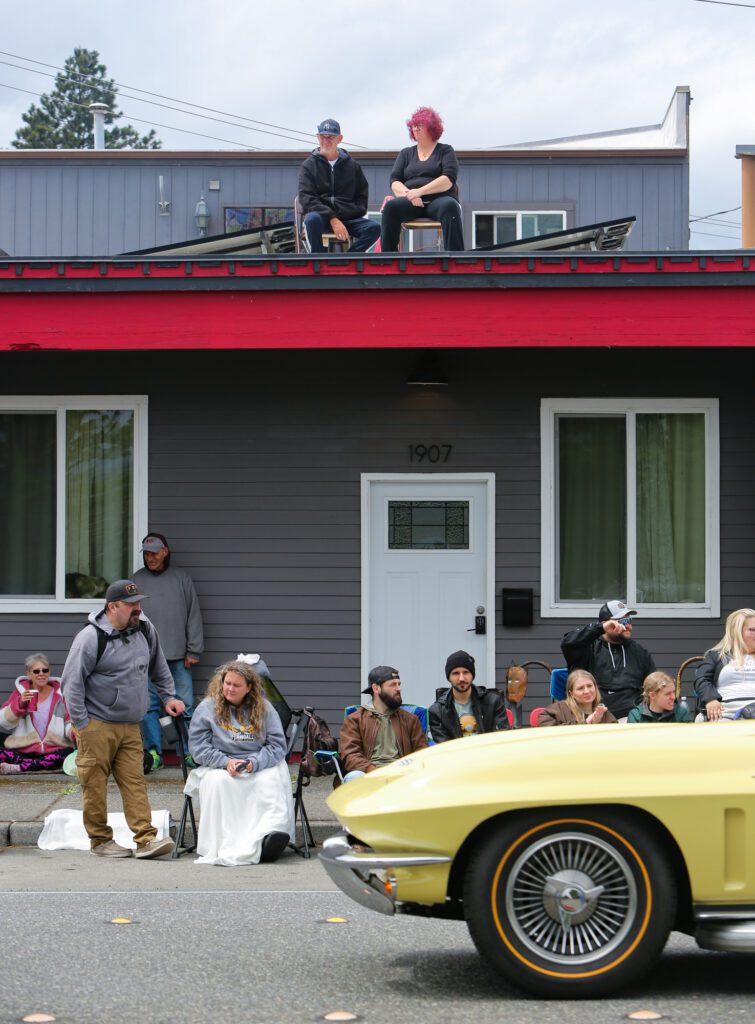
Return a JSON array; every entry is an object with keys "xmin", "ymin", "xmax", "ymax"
[{"xmin": 0, "ymin": 676, "xmax": 74, "ymax": 754}]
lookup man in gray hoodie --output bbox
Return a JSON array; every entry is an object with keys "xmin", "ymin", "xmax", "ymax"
[{"xmin": 61, "ymin": 579, "xmax": 185, "ymax": 859}]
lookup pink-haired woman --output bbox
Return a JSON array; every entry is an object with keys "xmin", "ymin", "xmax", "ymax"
[{"xmin": 380, "ymin": 106, "xmax": 464, "ymax": 252}]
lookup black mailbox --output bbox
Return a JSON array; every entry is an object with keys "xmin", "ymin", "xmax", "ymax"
[{"xmin": 501, "ymin": 587, "xmax": 533, "ymax": 628}]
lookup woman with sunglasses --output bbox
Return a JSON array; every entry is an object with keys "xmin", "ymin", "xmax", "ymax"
[{"xmin": 0, "ymin": 653, "xmax": 74, "ymax": 774}]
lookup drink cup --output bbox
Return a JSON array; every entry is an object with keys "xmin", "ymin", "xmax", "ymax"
[{"xmin": 26, "ymin": 690, "xmax": 39, "ymax": 712}]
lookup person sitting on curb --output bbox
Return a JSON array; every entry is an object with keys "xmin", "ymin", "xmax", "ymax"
[
  {"xmin": 338, "ymin": 666, "xmax": 428, "ymax": 782},
  {"xmin": 429, "ymin": 650, "xmax": 509, "ymax": 742},
  {"xmin": 627, "ymin": 671, "xmax": 692, "ymax": 723}
]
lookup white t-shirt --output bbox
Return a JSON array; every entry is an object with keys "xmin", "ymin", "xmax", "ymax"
[{"xmin": 718, "ymin": 656, "xmax": 755, "ymax": 702}]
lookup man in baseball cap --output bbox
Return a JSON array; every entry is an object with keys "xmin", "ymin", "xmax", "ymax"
[
  {"xmin": 297, "ymin": 118, "xmax": 380, "ymax": 254},
  {"xmin": 133, "ymin": 532, "xmax": 204, "ymax": 771},
  {"xmin": 561, "ymin": 599, "xmax": 655, "ymax": 719},
  {"xmin": 429, "ymin": 649, "xmax": 509, "ymax": 742},
  {"xmin": 61, "ymin": 578, "xmax": 184, "ymax": 859},
  {"xmin": 338, "ymin": 665, "xmax": 428, "ymax": 781}
]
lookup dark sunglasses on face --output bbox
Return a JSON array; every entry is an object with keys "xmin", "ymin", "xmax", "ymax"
[
  {"xmin": 31, "ymin": 668, "xmax": 50, "ymax": 674},
  {"xmin": 616, "ymin": 616, "xmax": 633, "ymax": 626}
]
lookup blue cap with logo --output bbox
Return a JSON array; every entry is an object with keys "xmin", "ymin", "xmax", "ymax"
[{"xmin": 317, "ymin": 118, "xmax": 341, "ymax": 135}]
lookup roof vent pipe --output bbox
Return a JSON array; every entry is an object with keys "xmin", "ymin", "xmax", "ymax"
[{"xmin": 89, "ymin": 103, "xmax": 110, "ymax": 150}]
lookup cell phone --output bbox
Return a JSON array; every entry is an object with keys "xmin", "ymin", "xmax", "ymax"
[{"xmin": 234, "ymin": 760, "xmax": 250, "ymax": 773}]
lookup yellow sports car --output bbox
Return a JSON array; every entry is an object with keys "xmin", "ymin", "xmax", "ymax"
[{"xmin": 320, "ymin": 722, "xmax": 755, "ymax": 997}]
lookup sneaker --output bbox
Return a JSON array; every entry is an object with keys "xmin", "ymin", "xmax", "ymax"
[
  {"xmin": 0, "ymin": 763, "xmax": 22, "ymax": 775},
  {"xmin": 184, "ymin": 753, "xmax": 197, "ymax": 770},
  {"xmin": 134, "ymin": 836, "xmax": 174, "ymax": 859},
  {"xmin": 148, "ymin": 749, "xmax": 163, "ymax": 771},
  {"xmin": 91, "ymin": 840, "xmax": 133, "ymax": 858},
  {"xmin": 260, "ymin": 831, "xmax": 289, "ymax": 863}
]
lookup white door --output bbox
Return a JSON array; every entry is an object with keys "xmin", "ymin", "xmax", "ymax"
[{"xmin": 362, "ymin": 474, "xmax": 495, "ymax": 710}]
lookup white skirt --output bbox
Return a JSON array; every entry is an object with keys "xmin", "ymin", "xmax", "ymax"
[{"xmin": 185, "ymin": 759, "xmax": 295, "ymax": 866}]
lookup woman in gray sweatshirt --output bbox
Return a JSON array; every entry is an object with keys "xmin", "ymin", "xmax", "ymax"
[{"xmin": 187, "ymin": 660, "xmax": 292, "ymax": 864}]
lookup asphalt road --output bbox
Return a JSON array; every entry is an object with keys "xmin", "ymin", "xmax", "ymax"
[{"xmin": 1, "ymin": 848, "xmax": 753, "ymax": 1024}]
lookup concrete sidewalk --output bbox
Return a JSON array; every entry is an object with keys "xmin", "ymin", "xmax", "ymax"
[{"xmin": 0, "ymin": 766, "xmax": 340, "ymax": 848}]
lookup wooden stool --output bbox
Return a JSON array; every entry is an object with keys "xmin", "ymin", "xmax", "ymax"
[
  {"xmin": 321, "ymin": 233, "xmax": 350, "ymax": 253},
  {"xmin": 400, "ymin": 219, "xmax": 443, "ymax": 252}
]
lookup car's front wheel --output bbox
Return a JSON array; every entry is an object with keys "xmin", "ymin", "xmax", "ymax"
[{"xmin": 463, "ymin": 810, "xmax": 675, "ymax": 997}]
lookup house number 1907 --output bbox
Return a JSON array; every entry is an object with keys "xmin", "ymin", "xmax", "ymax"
[{"xmin": 408, "ymin": 444, "xmax": 453, "ymax": 463}]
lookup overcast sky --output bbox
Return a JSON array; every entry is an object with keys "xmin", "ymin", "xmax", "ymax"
[{"xmin": 0, "ymin": 0, "xmax": 752, "ymax": 247}]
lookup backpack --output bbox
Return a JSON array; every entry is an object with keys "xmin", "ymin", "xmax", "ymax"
[
  {"xmin": 91, "ymin": 619, "xmax": 153, "ymax": 667},
  {"xmin": 89, "ymin": 619, "xmax": 156, "ymax": 775},
  {"xmin": 299, "ymin": 709, "xmax": 338, "ymax": 782}
]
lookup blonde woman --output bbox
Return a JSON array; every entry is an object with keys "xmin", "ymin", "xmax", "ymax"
[
  {"xmin": 187, "ymin": 658, "xmax": 294, "ymax": 865},
  {"xmin": 627, "ymin": 671, "xmax": 692, "ymax": 723},
  {"xmin": 538, "ymin": 669, "xmax": 618, "ymax": 726},
  {"xmin": 695, "ymin": 608, "xmax": 755, "ymax": 721}
]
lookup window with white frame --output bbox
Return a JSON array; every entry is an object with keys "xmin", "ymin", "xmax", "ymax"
[
  {"xmin": 473, "ymin": 210, "xmax": 566, "ymax": 248},
  {"xmin": 0, "ymin": 396, "xmax": 148, "ymax": 608},
  {"xmin": 540, "ymin": 399, "xmax": 719, "ymax": 618}
]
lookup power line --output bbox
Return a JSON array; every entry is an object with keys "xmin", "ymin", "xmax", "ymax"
[
  {"xmin": 0, "ymin": 82, "xmax": 260, "ymax": 148},
  {"xmin": 0, "ymin": 49, "xmax": 369, "ymax": 149},
  {"xmin": 690, "ymin": 228, "xmax": 742, "ymax": 239},
  {"xmin": 689, "ymin": 205, "xmax": 742, "ymax": 222},
  {"xmin": 692, "ymin": 0, "xmax": 755, "ymax": 7},
  {"xmin": 0, "ymin": 56, "xmax": 314, "ymax": 147}
]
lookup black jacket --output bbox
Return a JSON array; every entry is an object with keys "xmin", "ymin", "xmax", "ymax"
[
  {"xmin": 298, "ymin": 149, "xmax": 369, "ymax": 221},
  {"xmin": 429, "ymin": 684, "xmax": 509, "ymax": 742},
  {"xmin": 560, "ymin": 622, "xmax": 655, "ymax": 715},
  {"xmin": 694, "ymin": 651, "xmax": 726, "ymax": 706}
]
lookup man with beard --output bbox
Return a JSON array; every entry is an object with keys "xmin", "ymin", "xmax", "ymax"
[
  {"xmin": 338, "ymin": 666, "xmax": 428, "ymax": 782},
  {"xmin": 61, "ymin": 580, "xmax": 184, "ymax": 858},
  {"xmin": 429, "ymin": 650, "xmax": 509, "ymax": 742},
  {"xmin": 560, "ymin": 599, "xmax": 656, "ymax": 720}
]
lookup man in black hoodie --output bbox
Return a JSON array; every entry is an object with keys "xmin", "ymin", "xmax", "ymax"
[
  {"xmin": 560, "ymin": 599, "xmax": 656, "ymax": 719},
  {"xmin": 429, "ymin": 650, "xmax": 509, "ymax": 742},
  {"xmin": 298, "ymin": 118, "xmax": 380, "ymax": 254}
]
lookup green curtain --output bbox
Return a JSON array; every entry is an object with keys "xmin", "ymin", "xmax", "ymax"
[
  {"xmin": 636, "ymin": 413, "xmax": 705, "ymax": 603},
  {"xmin": 0, "ymin": 413, "xmax": 56, "ymax": 595},
  {"xmin": 558, "ymin": 416, "xmax": 626, "ymax": 600},
  {"xmin": 65, "ymin": 410, "xmax": 134, "ymax": 595}
]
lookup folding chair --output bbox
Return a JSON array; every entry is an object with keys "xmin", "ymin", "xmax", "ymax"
[
  {"xmin": 505, "ymin": 660, "xmax": 552, "ymax": 728},
  {"xmin": 550, "ymin": 668, "xmax": 568, "ymax": 701}
]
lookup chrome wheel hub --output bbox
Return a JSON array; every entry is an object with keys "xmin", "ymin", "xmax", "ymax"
[{"xmin": 504, "ymin": 831, "xmax": 638, "ymax": 965}]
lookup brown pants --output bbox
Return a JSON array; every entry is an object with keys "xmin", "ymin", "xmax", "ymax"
[{"xmin": 76, "ymin": 719, "xmax": 157, "ymax": 849}]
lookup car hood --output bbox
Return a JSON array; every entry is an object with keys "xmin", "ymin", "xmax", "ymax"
[{"xmin": 327, "ymin": 722, "xmax": 755, "ymax": 851}]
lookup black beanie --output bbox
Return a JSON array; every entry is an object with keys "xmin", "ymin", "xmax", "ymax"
[{"xmin": 445, "ymin": 650, "xmax": 475, "ymax": 680}]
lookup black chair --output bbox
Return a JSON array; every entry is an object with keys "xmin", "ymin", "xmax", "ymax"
[{"xmin": 172, "ymin": 673, "xmax": 317, "ymax": 859}]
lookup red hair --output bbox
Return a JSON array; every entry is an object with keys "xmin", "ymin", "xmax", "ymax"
[{"xmin": 406, "ymin": 106, "xmax": 444, "ymax": 142}]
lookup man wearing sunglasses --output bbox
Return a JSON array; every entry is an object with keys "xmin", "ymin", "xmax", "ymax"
[{"xmin": 561, "ymin": 600, "xmax": 656, "ymax": 720}]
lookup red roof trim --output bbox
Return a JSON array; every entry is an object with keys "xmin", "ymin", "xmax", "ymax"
[{"xmin": 2, "ymin": 286, "xmax": 755, "ymax": 351}]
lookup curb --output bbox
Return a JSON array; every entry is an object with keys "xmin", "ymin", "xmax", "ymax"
[{"xmin": 0, "ymin": 820, "xmax": 341, "ymax": 849}]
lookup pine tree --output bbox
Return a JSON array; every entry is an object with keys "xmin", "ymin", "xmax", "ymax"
[{"xmin": 12, "ymin": 47, "xmax": 161, "ymax": 150}]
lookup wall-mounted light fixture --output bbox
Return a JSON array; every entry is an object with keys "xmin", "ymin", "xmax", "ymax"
[
  {"xmin": 407, "ymin": 352, "xmax": 449, "ymax": 386},
  {"xmin": 194, "ymin": 195, "xmax": 210, "ymax": 236},
  {"xmin": 157, "ymin": 175, "xmax": 171, "ymax": 216}
]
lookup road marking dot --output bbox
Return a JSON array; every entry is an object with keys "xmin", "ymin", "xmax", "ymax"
[
  {"xmin": 325, "ymin": 916, "xmax": 348, "ymax": 923},
  {"xmin": 22, "ymin": 1014, "xmax": 57, "ymax": 1023},
  {"xmin": 110, "ymin": 917, "xmax": 132, "ymax": 924},
  {"xmin": 322, "ymin": 1013, "xmax": 359, "ymax": 1022},
  {"xmin": 628, "ymin": 1012, "xmax": 663, "ymax": 1021}
]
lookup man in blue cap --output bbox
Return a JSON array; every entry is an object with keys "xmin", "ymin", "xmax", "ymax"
[{"xmin": 298, "ymin": 118, "xmax": 380, "ymax": 254}]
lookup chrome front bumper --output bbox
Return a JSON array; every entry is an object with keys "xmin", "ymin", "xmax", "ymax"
[{"xmin": 319, "ymin": 834, "xmax": 451, "ymax": 916}]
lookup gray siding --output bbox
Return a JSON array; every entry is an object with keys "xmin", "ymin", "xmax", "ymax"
[
  {"xmin": 0, "ymin": 152, "xmax": 688, "ymax": 258},
  {"xmin": 0, "ymin": 346, "xmax": 749, "ymax": 731}
]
